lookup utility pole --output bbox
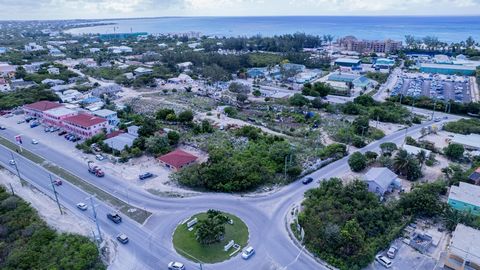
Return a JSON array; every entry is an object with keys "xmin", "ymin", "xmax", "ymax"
[
  {"xmin": 8, "ymin": 183, "xmax": 14, "ymax": 195},
  {"xmin": 89, "ymin": 196, "xmax": 103, "ymax": 243},
  {"xmin": 402, "ymin": 126, "xmax": 409, "ymax": 147},
  {"xmin": 10, "ymin": 152, "xmax": 21, "ymax": 180},
  {"xmin": 431, "ymin": 99, "xmax": 437, "ymax": 120},
  {"xmin": 49, "ymin": 174, "xmax": 63, "ymax": 215},
  {"xmin": 284, "ymin": 154, "xmax": 288, "ymax": 180}
]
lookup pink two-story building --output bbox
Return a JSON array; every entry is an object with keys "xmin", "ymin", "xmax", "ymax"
[
  {"xmin": 62, "ymin": 113, "xmax": 107, "ymax": 138},
  {"xmin": 43, "ymin": 107, "xmax": 77, "ymax": 127}
]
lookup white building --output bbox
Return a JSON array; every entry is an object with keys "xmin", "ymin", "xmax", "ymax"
[
  {"xmin": 24, "ymin": 42, "xmax": 44, "ymax": 52},
  {"xmin": 47, "ymin": 67, "xmax": 60, "ymax": 75},
  {"xmin": 107, "ymin": 46, "xmax": 133, "ymax": 54}
]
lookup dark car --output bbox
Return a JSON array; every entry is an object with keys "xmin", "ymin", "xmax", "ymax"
[
  {"xmin": 53, "ymin": 179, "xmax": 62, "ymax": 186},
  {"xmin": 107, "ymin": 213, "xmax": 122, "ymax": 224},
  {"xmin": 139, "ymin": 172, "xmax": 153, "ymax": 180},
  {"xmin": 302, "ymin": 177, "xmax": 313, "ymax": 185},
  {"xmin": 58, "ymin": 130, "xmax": 67, "ymax": 136}
]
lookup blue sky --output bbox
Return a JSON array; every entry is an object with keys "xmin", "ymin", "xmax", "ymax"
[{"xmin": 1, "ymin": 0, "xmax": 480, "ymax": 20}]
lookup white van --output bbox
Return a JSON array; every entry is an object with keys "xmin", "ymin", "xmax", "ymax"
[{"xmin": 375, "ymin": 255, "xmax": 392, "ymax": 268}]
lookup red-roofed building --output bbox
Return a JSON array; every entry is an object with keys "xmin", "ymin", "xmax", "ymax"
[
  {"xmin": 158, "ymin": 149, "xmax": 198, "ymax": 171},
  {"xmin": 23, "ymin": 101, "xmax": 63, "ymax": 118},
  {"xmin": 63, "ymin": 113, "xmax": 107, "ymax": 138},
  {"xmin": 105, "ymin": 130, "xmax": 125, "ymax": 139}
]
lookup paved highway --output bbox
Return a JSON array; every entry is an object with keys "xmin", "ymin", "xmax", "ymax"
[{"xmin": 0, "ymin": 111, "xmax": 462, "ymax": 270}]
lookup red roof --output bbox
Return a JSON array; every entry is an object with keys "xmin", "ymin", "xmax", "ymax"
[
  {"xmin": 158, "ymin": 149, "xmax": 198, "ymax": 169},
  {"xmin": 106, "ymin": 130, "xmax": 125, "ymax": 139},
  {"xmin": 63, "ymin": 113, "xmax": 106, "ymax": 128},
  {"xmin": 24, "ymin": 101, "xmax": 63, "ymax": 112}
]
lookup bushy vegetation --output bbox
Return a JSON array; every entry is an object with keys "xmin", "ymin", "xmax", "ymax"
[
  {"xmin": 342, "ymin": 95, "xmax": 411, "ymax": 124},
  {"xmin": 364, "ymin": 72, "xmax": 388, "ymax": 84},
  {"xmin": 388, "ymin": 95, "xmax": 480, "ymax": 116},
  {"xmin": 348, "ymin": 152, "xmax": 367, "ymax": 172},
  {"xmin": 176, "ymin": 126, "xmax": 300, "ymax": 192},
  {"xmin": 0, "ymin": 187, "xmax": 105, "ymax": 270},
  {"xmin": 443, "ymin": 118, "xmax": 480, "ymax": 135},
  {"xmin": 302, "ymin": 82, "xmax": 333, "ymax": 97},
  {"xmin": 444, "ymin": 143, "xmax": 465, "ymax": 161},
  {"xmin": 0, "ymin": 87, "xmax": 60, "ymax": 110}
]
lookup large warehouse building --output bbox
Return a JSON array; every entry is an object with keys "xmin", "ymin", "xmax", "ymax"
[{"xmin": 420, "ymin": 63, "xmax": 476, "ymax": 76}]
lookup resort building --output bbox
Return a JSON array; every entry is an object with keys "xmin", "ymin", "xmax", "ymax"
[
  {"xmin": 23, "ymin": 101, "xmax": 63, "ymax": 118},
  {"xmin": 420, "ymin": 63, "xmax": 476, "ymax": 76},
  {"xmin": 338, "ymin": 36, "xmax": 402, "ymax": 54},
  {"xmin": 443, "ymin": 224, "xmax": 480, "ymax": 270},
  {"xmin": 448, "ymin": 182, "xmax": 480, "ymax": 216},
  {"xmin": 42, "ymin": 107, "xmax": 77, "ymax": 127},
  {"xmin": 62, "ymin": 113, "xmax": 107, "ymax": 139}
]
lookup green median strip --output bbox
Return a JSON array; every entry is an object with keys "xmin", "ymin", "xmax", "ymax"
[{"xmin": 0, "ymin": 136, "xmax": 151, "ymax": 224}]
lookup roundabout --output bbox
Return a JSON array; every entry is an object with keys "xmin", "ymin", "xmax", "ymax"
[{"xmin": 172, "ymin": 210, "xmax": 249, "ymax": 263}]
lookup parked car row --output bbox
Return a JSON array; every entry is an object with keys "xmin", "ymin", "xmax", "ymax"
[{"xmin": 375, "ymin": 245, "xmax": 399, "ymax": 268}]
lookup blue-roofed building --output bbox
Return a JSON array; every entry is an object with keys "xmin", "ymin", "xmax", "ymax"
[
  {"xmin": 0, "ymin": 47, "xmax": 7, "ymax": 54},
  {"xmin": 353, "ymin": 76, "xmax": 373, "ymax": 88},
  {"xmin": 334, "ymin": 58, "xmax": 361, "ymax": 67},
  {"xmin": 81, "ymin": 96, "xmax": 102, "ymax": 105},
  {"xmin": 282, "ymin": 63, "xmax": 306, "ymax": 73},
  {"xmin": 420, "ymin": 63, "xmax": 476, "ymax": 76},
  {"xmin": 374, "ymin": 58, "xmax": 395, "ymax": 68},
  {"xmin": 328, "ymin": 72, "xmax": 359, "ymax": 83},
  {"xmin": 247, "ymin": 67, "xmax": 267, "ymax": 78}
]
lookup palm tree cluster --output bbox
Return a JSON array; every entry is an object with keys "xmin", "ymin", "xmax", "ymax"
[
  {"xmin": 393, "ymin": 149, "xmax": 424, "ymax": 181},
  {"xmin": 195, "ymin": 210, "xmax": 230, "ymax": 245},
  {"xmin": 404, "ymin": 35, "xmax": 478, "ymax": 53}
]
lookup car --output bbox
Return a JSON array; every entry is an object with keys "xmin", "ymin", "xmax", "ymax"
[
  {"xmin": 76, "ymin": 203, "xmax": 88, "ymax": 211},
  {"xmin": 9, "ymin": 160, "xmax": 16, "ymax": 166},
  {"xmin": 58, "ymin": 130, "xmax": 67, "ymax": 136},
  {"xmin": 116, "ymin": 233, "xmax": 129, "ymax": 244},
  {"xmin": 30, "ymin": 122, "xmax": 40, "ymax": 128},
  {"xmin": 375, "ymin": 255, "xmax": 392, "ymax": 268},
  {"xmin": 31, "ymin": 139, "xmax": 39, "ymax": 145},
  {"xmin": 139, "ymin": 172, "xmax": 153, "ymax": 180},
  {"xmin": 386, "ymin": 246, "xmax": 398, "ymax": 259},
  {"xmin": 167, "ymin": 261, "xmax": 185, "ymax": 270},
  {"xmin": 52, "ymin": 179, "xmax": 62, "ymax": 186},
  {"xmin": 242, "ymin": 246, "xmax": 255, "ymax": 260},
  {"xmin": 107, "ymin": 213, "xmax": 122, "ymax": 224},
  {"xmin": 17, "ymin": 120, "xmax": 25, "ymax": 124},
  {"xmin": 434, "ymin": 117, "xmax": 441, "ymax": 122},
  {"xmin": 95, "ymin": 155, "xmax": 105, "ymax": 161},
  {"xmin": 302, "ymin": 177, "xmax": 313, "ymax": 185},
  {"xmin": 0, "ymin": 125, "xmax": 6, "ymax": 130}
]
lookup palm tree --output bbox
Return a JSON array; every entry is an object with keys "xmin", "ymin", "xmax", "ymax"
[
  {"xmin": 416, "ymin": 150, "xmax": 427, "ymax": 169},
  {"xmin": 393, "ymin": 149, "xmax": 409, "ymax": 175}
]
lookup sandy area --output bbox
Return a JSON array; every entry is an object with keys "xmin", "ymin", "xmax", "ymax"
[{"xmin": 373, "ymin": 121, "xmax": 406, "ymax": 136}]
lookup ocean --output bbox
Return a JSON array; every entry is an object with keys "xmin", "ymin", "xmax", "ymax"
[{"xmin": 67, "ymin": 16, "xmax": 480, "ymax": 43}]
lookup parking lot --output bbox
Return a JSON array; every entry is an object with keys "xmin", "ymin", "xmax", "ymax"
[
  {"xmin": 391, "ymin": 73, "xmax": 472, "ymax": 103},
  {"xmin": 366, "ymin": 239, "xmax": 438, "ymax": 270}
]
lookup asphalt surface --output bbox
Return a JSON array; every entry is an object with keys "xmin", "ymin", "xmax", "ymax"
[{"xmin": 0, "ymin": 110, "xmax": 462, "ymax": 270}]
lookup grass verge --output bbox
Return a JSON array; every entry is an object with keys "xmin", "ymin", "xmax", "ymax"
[
  {"xmin": 0, "ymin": 136, "xmax": 151, "ymax": 224},
  {"xmin": 173, "ymin": 212, "xmax": 249, "ymax": 263}
]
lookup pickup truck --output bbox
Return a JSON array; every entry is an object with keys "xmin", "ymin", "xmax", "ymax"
[{"xmin": 107, "ymin": 213, "xmax": 122, "ymax": 224}]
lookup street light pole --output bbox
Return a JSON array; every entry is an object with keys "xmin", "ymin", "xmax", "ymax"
[
  {"xmin": 89, "ymin": 196, "xmax": 103, "ymax": 243},
  {"xmin": 10, "ymin": 152, "xmax": 21, "ymax": 180},
  {"xmin": 48, "ymin": 174, "xmax": 63, "ymax": 215}
]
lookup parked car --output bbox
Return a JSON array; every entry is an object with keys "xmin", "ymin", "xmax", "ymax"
[
  {"xmin": 17, "ymin": 120, "xmax": 25, "ymax": 124},
  {"xmin": 52, "ymin": 179, "xmax": 62, "ymax": 186},
  {"xmin": 375, "ymin": 255, "xmax": 392, "ymax": 268},
  {"xmin": 0, "ymin": 125, "xmax": 6, "ymax": 130},
  {"xmin": 168, "ymin": 262, "xmax": 185, "ymax": 270},
  {"xmin": 95, "ymin": 155, "xmax": 105, "ymax": 161},
  {"xmin": 242, "ymin": 246, "xmax": 255, "ymax": 260},
  {"xmin": 107, "ymin": 213, "xmax": 122, "ymax": 224},
  {"xmin": 302, "ymin": 177, "xmax": 313, "ymax": 185},
  {"xmin": 139, "ymin": 172, "xmax": 153, "ymax": 180},
  {"xmin": 387, "ymin": 246, "xmax": 398, "ymax": 259},
  {"xmin": 31, "ymin": 139, "xmax": 39, "ymax": 145},
  {"xmin": 30, "ymin": 121, "xmax": 40, "ymax": 128},
  {"xmin": 9, "ymin": 160, "xmax": 16, "ymax": 165},
  {"xmin": 76, "ymin": 202, "xmax": 88, "ymax": 211},
  {"xmin": 58, "ymin": 130, "xmax": 67, "ymax": 136},
  {"xmin": 116, "ymin": 233, "xmax": 129, "ymax": 244}
]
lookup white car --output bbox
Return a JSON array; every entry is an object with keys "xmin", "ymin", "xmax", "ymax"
[
  {"xmin": 387, "ymin": 246, "xmax": 398, "ymax": 259},
  {"xmin": 76, "ymin": 203, "xmax": 88, "ymax": 211},
  {"xmin": 168, "ymin": 261, "xmax": 185, "ymax": 270},
  {"xmin": 95, "ymin": 154, "xmax": 104, "ymax": 161},
  {"xmin": 375, "ymin": 254, "xmax": 392, "ymax": 268},
  {"xmin": 9, "ymin": 159, "xmax": 16, "ymax": 166},
  {"xmin": 242, "ymin": 246, "xmax": 255, "ymax": 260},
  {"xmin": 31, "ymin": 139, "xmax": 39, "ymax": 145}
]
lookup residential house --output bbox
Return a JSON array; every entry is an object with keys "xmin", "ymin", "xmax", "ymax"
[
  {"xmin": 107, "ymin": 46, "xmax": 133, "ymax": 54},
  {"xmin": 469, "ymin": 167, "xmax": 480, "ymax": 185},
  {"xmin": 10, "ymin": 79, "xmax": 36, "ymax": 90},
  {"xmin": 0, "ymin": 63, "xmax": 16, "ymax": 78},
  {"xmin": 24, "ymin": 42, "xmax": 44, "ymax": 52},
  {"xmin": 0, "ymin": 78, "xmax": 10, "ymax": 92},
  {"xmin": 134, "ymin": 67, "xmax": 153, "ymax": 77},
  {"xmin": 41, "ymin": 79, "xmax": 65, "ymax": 86},
  {"xmin": 363, "ymin": 167, "xmax": 400, "ymax": 197},
  {"xmin": 158, "ymin": 149, "xmax": 198, "ymax": 171},
  {"xmin": 127, "ymin": 125, "xmax": 139, "ymax": 137},
  {"xmin": 167, "ymin": 74, "xmax": 193, "ymax": 84},
  {"xmin": 23, "ymin": 100, "xmax": 63, "ymax": 118},
  {"xmin": 93, "ymin": 109, "xmax": 119, "ymax": 129},
  {"xmin": 403, "ymin": 144, "xmax": 432, "ymax": 158},
  {"xmin": 0, "ymin": 47, "xmax": 7, "ymax": 54},
  {"xmin": 42, "ymin": 107, "xmax": 77, "ymax": 127},
  {"xmin": 443, "ymin": 224, "xmax": 480, "ymax": 270},
  {"xmin": 448, "ymin": 182, "xmax": 480, "ymax": 216},
  {"xmin": 104, "ymin": 132, "xmax": 137, "ymax": 151},
  {"xmin": 23, "ymin": 62, "xmax": 44, "ymax": 74},
  {"xmin": 47, "ymin": 67, "xmax": 60, "ymax": 75},
  {"xmin": 62, "ymin": 113, "xmax": 107, "ymax": 138},
  {"xmin": 92, "ymin": 84, "xmax": 122, "ymax": 97},
  {"xmin": 451, "ymin": 134, "xmax": 480, "ymax": 151}
]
